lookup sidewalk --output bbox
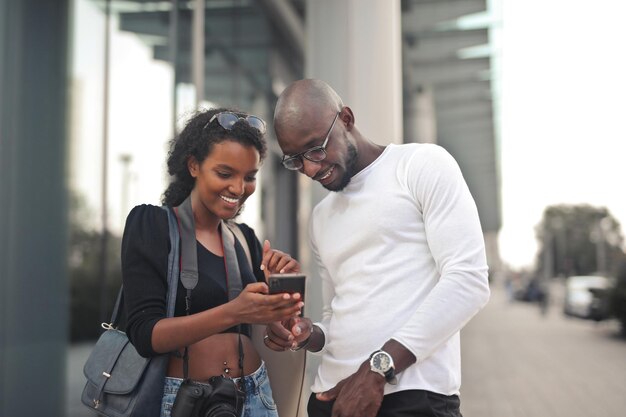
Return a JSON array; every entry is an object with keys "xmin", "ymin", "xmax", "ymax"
[
  {"xmin": 460, "ymin": 284, "xmax": 626, "ymax": 417},
  {"xmin": 68, "ymin": 284, "xmax": 626, "ymax": 417}
]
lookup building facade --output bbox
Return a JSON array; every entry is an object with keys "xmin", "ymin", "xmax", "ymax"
[{"xmin": 0, "ymin": 1, "xmax": 499, "ymax": 415}]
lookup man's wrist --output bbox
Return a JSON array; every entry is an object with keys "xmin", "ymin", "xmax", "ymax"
[
  {"xmin": 293, "ymin": 324, "xmax": 324, "ymax": 352},
  {"xmin": 369, "ymin": 349, "xmax": 398, "ymax": 385},
  {"xmin": 291, "ymin": 334, "xmax": 311, "ymax": 351}
]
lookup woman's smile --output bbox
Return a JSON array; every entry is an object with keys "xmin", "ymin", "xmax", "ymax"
[
  {"xmin": 220, "ymin": 194, "xmax": 241, "ymax": 206},
  {"xmin": 190, "ymin": 140, "xmax": 260, "ymax": 223}
]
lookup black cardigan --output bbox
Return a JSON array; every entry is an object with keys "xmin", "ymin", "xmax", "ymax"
[{"xmin": 120, "ymin": 204, "xmax": 265, "ymax": 357}]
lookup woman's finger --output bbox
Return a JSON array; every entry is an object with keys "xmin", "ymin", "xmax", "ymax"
[
  {"xmin": 273, "ymin": 254, "xmax": 292, "ymax": 273},
  {"xmin": 279, "ymin": 258, "xmax": 301, "ymax": 274},
  {"xmin": 260, "ymin": 239, "xmax": 272, "ymax": 272},
  {"xmin": 266, "ymin": 250, "xmax": 284, "ymax": 272}
]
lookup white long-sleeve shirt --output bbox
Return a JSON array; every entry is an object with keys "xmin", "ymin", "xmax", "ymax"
[{"xmin": 309, "ymin": 143, "xmax": 490, "ymax": 396}]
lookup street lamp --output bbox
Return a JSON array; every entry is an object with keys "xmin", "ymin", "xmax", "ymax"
[{"xmin": 119, "ymin": 153, "xmax": 132, "ymax": 229}]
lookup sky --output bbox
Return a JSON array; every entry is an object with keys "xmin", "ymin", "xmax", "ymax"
[
  {"xmin": 497, "ymin": 0, "xmax": 626, "ymax": 268},
  {"xmin": 70, "ymin": 0, "xmax": 626, "ymax": 270}
]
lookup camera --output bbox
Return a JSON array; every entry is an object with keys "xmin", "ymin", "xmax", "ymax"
[{"xmin": 171, "ymin": 376, "xmax": 245, "ymax": 417}]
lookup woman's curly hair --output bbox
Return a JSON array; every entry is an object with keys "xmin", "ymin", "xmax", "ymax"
[{"xmin": 162, "ymin": 108, "xmax": 267, "ymax": 207}]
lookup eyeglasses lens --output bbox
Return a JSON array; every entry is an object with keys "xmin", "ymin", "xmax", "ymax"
[
  {"xmin": 283, "ymin": 158, "xmax": 301, "ymax": 170},
  {"xmin": 304, "ymin": 148, "xmax": 326, "ymax": 162},
  {"xmin": 245, "ymin": 116, "xmax": 266, "ymax": 134},
  {"xmin": 214, "ymin": 112, "xmax": 266, "ymax": 134},
  {"xmin": 216, "ymin": 113, "xmax": 238, "ymax": 129},
  {"xmin": 282, "ymin": 148, "xmax": 327, "ymax": 171}
]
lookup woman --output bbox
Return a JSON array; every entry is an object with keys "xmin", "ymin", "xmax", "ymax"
[{"xmin": 121, "ymin": 108, "xmax": 303, "ymax": 417}]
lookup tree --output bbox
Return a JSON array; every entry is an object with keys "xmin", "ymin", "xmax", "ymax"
[
  {"xmin": 68, "ymin": 192, "xmax": 122, "ymax": 342},
  {"xmin": 535, "ymin": 204, "xmax": 625, "ymax": 278}
]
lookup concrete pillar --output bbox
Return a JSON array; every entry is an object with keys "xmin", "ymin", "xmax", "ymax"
[
  {"xmin": 405, "ymin": 85, "xmax": 438, "ymax": 144},
  {"xmin": 0, "ymin": 1, "xmax": 70, "ymax": 416},
  {"xmin": 306, "ymin": 0, "xmax": 403, "ymax": 145}
]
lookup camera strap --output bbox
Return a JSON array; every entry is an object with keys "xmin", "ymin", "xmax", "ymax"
[
  {"xmin": 175, "ymin": 194, "xmax": 245, "ymax": 382},
  {"xmin": 221, "ymin": 218, "xmax": 246, "ymax": 384}
]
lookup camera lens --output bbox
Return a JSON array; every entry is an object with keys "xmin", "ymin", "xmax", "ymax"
[{"xmin": 202, "ymin": 403, "xmax": 239, "ymax": 417}]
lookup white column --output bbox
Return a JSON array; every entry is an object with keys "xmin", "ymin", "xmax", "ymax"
[
  {"xmin": 192, "ymin": 0, "xmax": 205, "ymax": 106},
  {"xmin": 405, "ymin": 85, "xmax": 438, "ymax": 144},
  {"xmin": 306, "ymin": 0, "xmax": 403, "ymax": 145}
]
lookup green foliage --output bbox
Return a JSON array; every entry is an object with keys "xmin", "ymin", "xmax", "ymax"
[
  {"xmin": 535, "ymin": 204, "xmax": 626, "ymax": 277},
  {"xmin": 68, "ymin": 192, "xmax": 122, "ymax": 342}
]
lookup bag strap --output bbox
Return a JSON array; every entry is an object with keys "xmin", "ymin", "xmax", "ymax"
[
  {"xmin": 163, "ymin": 205, "xmax": 181, "ymax": 317},
  {"xmin": 227, "ymin": 222, "xmax": 253, "ymax": 270},
  {"xmin": 108, "ymin": 288, "xmax": 124, "ymax": 328},
  {"xmin": 106, "ymin": 206, "xmax": 180, "ymax": 328},
  {"xmin": 174, "ymin": 194, "xmax": 245, "ymax": 381},
  {"xmin": 221, "ymin": 223, "xmax": 243, "ymax": 300},
  {"xmin": 221, "ymin": 222, "xmax": 246, "ymax": 381},
  {"xmin": 176, "ymin": 194, "xmax": 199, "ymax": 291}
]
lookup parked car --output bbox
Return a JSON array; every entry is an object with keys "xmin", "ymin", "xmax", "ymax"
[{"xmin": 563, "ymin": 275, "xmax": 613, "ymax": 319}]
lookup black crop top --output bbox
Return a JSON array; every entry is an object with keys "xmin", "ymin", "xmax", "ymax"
[{"xmin": 121, "ymin": 204, "xmax": 266, "ymax": 357}]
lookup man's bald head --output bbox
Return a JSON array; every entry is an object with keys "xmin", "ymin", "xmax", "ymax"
[{"xmin": 274, "ymin": 79, "xmax": 343, "ymax": 137}]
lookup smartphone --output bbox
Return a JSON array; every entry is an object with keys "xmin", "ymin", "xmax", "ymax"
[
  {"xmin": 269, "ymin": 273, "xmax": 306, "ymax": 316},
  {"xmin": 268, "ymin": 273, "xmax": 306, "ymax": 298}
]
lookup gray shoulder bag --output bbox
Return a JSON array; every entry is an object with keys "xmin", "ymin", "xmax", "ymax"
[{"xmin": 81, "ymin": 206, "xmax": 180, "ymax": 417}]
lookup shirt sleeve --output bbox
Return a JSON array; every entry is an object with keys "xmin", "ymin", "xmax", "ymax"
[
  {"xmin": 121, "ymin": 204, "xmax": 170, "ymax": 357},
  {"xmin": 392, "ymin": 145, "xmax": 490, "ymax": 362}
]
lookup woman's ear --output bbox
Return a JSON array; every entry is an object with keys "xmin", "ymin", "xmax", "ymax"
[{"xmin": 187, "ymin": 156, "xmax": 199, "ymax": 178}]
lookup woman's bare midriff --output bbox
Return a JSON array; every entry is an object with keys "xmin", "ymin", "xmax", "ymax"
[{"xmin": 167, "ymin": 332, "xmax": 261, "ymax": 380}]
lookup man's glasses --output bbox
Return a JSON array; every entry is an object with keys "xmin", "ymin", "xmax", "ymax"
[
  {"xmin": 281, "ymin": 112, "xmax": 340, "ymax": 170},
  {"xmin": 205, "ymin": 111, "xmax": 267, "ymax": 134}
]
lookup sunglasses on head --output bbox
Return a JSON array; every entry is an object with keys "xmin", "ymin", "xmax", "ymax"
[{"xmin": 204, "ymin": 111, "xmax": 267, "ymax": 134}]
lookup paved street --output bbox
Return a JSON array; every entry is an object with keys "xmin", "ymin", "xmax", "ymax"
[
  {"xmin": 460, "ymin": 283, "xmax": 626, "ymax": 417},
  {"xmin": 67, "ymin": 283, "xmax": 626, "ymax": 417}
]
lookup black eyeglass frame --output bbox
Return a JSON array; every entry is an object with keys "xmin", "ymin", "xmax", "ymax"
[
  {"xmin": 281, "ymin": 111, "xmax": 340, "ymax": 170},
  {"xmin": 204, "ymin": 111, "xmax": 267, "ymax": 134}
]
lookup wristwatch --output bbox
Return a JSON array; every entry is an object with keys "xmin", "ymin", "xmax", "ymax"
[{"xmin": 369, "ymin": 350, "xmax": 397, "ymax": 385}]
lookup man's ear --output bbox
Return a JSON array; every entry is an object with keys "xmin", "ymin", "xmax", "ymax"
[
  {"xmin": 340, "ymin": 106, "xmax": 355, "ymax": 130},
  {"xmin": 187, "ymin": 156, "xmax": 199, "ymax": 178}
]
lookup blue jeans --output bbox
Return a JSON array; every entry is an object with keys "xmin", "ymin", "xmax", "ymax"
[{"xmin": 160, "ymin": 361, "xmax": 279, "ymax": 417}]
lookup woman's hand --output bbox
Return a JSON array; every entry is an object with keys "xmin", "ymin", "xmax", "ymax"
[
  {"xmin": 260, "ymin": 240, "xmax": 300, "ymax": 279},
  {"xmin": 230, "ymin": 282, "xmax": 303, "ymax": 325},
  {"xmin": 264, "ymin": 317, "xmax": 313, "ymax": 351}
]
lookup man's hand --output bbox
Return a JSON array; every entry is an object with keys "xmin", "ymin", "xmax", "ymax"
[
  {"xmin": 264, "ymin": 318, "xmax": 323, "ymax": 352},
  {"xmin": 264, "ymin": 320, "xmax": 296, "ymax": 351},
  {"xmin": 316, "ymin": 361, "xmax": 386, "ymax": 417}
]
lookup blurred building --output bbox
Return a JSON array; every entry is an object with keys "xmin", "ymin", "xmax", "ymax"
[{"xmin": 0, "ymin": 0, "xmax": 500, "ymax": 415}]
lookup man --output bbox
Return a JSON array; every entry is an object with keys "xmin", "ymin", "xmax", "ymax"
[{"xmin": 264, "ymin": 79, "xmax": 490, "ymax": 417}]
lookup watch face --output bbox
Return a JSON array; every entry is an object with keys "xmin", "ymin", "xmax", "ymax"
[{"xmin": 372, "ymin": 352, "xmax": 391, "ymax": 372}]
